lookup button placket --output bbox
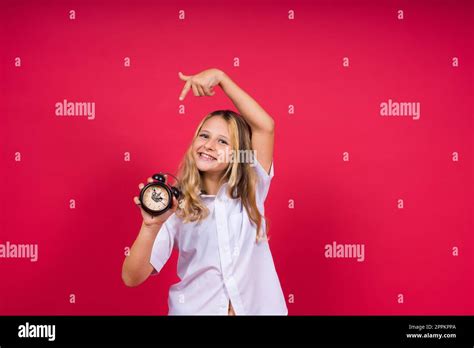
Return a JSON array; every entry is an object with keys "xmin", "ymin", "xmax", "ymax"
[
  {"xmin": 215, "ymin": 196, "xmax": 242, "ymax": 313},
  {"xmin": 218, "ymin": 293, "xmax": 228, "ymax": 314},
  {"xmin": 215, "ymin": 199, "xmax": 233, "ymax": 277}
]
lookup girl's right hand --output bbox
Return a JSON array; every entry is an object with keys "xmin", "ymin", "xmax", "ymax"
[{"xmin": 133, "ymin": 176, "xmax": 178, "ymax": 229}]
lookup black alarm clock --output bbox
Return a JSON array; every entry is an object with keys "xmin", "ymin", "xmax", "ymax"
[{"xmin": 139, "ymin": 173, "xmax": 182, "ymax": 216}]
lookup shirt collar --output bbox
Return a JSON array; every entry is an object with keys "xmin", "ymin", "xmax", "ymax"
[{"xmin": 199, "ymin": 182, "xmax": 234, "ymax": 202}]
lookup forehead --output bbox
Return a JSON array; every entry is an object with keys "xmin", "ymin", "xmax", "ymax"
[{"xmin": 200, "ymin": 116, "xmax": 229, "ymax": 136}]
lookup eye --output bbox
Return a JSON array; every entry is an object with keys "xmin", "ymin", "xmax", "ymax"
[
  {"xmin": 218, "ymin": 139, "xmax": 228, "ymax": 145},
  {"xmin": 199, "ymin": 133, "xmax": 209, "ymax": 139}
]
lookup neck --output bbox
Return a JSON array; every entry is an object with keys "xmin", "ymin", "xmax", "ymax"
[{"xmin": 201, "ymin": 172, "xmax": 224, "ymax": 195}]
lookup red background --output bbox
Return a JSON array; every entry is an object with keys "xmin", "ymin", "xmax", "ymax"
[{"xmin": 1, "ymin": 0, "xmax": 472, "ymax": 315}]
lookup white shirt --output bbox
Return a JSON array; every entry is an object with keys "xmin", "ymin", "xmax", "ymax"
[{"xmin": 149, "ymin": 160, "xmax": 288, "ymax": 315}]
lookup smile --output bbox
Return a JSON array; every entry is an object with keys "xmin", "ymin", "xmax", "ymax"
[{"xmin": 198, "ymin": 152, "xmax": 217, "ymax": 161}]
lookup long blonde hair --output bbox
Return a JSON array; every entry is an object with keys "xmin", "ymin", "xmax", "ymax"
[{"xmin": 175, "ymin": 110, "xmax": 266, "ymax": 240}]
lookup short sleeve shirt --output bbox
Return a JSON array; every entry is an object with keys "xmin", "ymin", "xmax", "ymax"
[{"xmin": 150, "ymin": 160, "xmax": 288, "ymax": 315}]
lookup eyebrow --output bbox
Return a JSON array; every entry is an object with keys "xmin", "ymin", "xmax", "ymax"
[{"xmin": 200, "ymin": 129, "xmax": 229, "ymax": 141}]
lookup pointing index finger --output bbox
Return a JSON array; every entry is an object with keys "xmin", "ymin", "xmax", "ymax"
[{"xmin": 179, "ymin": 80, "xmax": 191, "ymax": 101}]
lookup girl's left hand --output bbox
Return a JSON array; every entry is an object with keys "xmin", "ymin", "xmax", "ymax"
[{"xmin": 178, "ymin": 68, "xmax": 224, "ymax": 100}]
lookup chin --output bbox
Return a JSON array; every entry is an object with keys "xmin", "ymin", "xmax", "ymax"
[
  {"xmin": 196, "ymin": 161, "xmax": 219, "ymax": 172},
  {"xmin": 194, "ymin": 157, "xmax": 214, "ymax": 171}
]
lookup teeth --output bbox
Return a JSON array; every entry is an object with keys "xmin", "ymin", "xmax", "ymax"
[{"xmin": 199, "ymin": 153, "xmax": 216, "ymax": 160}]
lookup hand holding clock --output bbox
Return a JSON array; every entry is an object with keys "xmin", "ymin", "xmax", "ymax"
[{"xmin": 133, "ymin": 175, "xmax": 178, "ymax": 228}]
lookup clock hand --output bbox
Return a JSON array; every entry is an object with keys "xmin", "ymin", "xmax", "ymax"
[{"xmin": 151, "ymin": 189, "xmax": 164, "ymax": 203}]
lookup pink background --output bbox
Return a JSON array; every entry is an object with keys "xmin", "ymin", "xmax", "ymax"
[{"xmin": 1, "ymin": 0, "xmax": 472, "ymax": 315}]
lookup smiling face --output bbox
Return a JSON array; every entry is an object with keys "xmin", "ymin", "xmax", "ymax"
[{"xmin": 192, "ymin": 115, "xmax": 233, "ymax": 174}]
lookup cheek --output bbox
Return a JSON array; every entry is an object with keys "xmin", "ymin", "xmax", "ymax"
[
  {"xmin": 216, "ymin": 146, "xmax": 232, "ymax": 161},
  {"xmin": 191, "ymin": 142, "xmax": 201, "ymax": 161},
  {"xmin": 192, "ymin": 139, "xmax": 203, "ymax": 151}
]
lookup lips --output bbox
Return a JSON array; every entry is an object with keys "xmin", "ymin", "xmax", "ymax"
[{"xmin": 198, "ymin": 152, "xmax": 217, "ymax": 161}]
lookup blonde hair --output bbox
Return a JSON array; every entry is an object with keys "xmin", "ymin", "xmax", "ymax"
[{"xmin": 175, "ymin": 110, "xmax": 266, "ymax": 240}]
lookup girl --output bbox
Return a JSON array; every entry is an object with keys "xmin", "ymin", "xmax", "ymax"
[{"xmin": 122, "ymin": 68, "xmax": 287, "ymax": 315}]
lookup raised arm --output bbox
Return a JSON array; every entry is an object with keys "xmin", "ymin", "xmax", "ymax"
[
  {"xmin": 178, "ymin": 69, "xmax": 275, "ymax": 174},
  {"xmin": 217, "ymin": 71, "xmax": 274, "ymax": 174}
]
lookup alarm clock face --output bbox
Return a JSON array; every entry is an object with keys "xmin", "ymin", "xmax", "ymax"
[{"xmin": 142, "ymin": 185, "xmax": 170, "ymax": 212}]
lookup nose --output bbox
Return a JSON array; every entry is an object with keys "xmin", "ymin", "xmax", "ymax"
[{"xmin": 203, "ymin": 138, "xmax": 217, "ymax": 151}]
